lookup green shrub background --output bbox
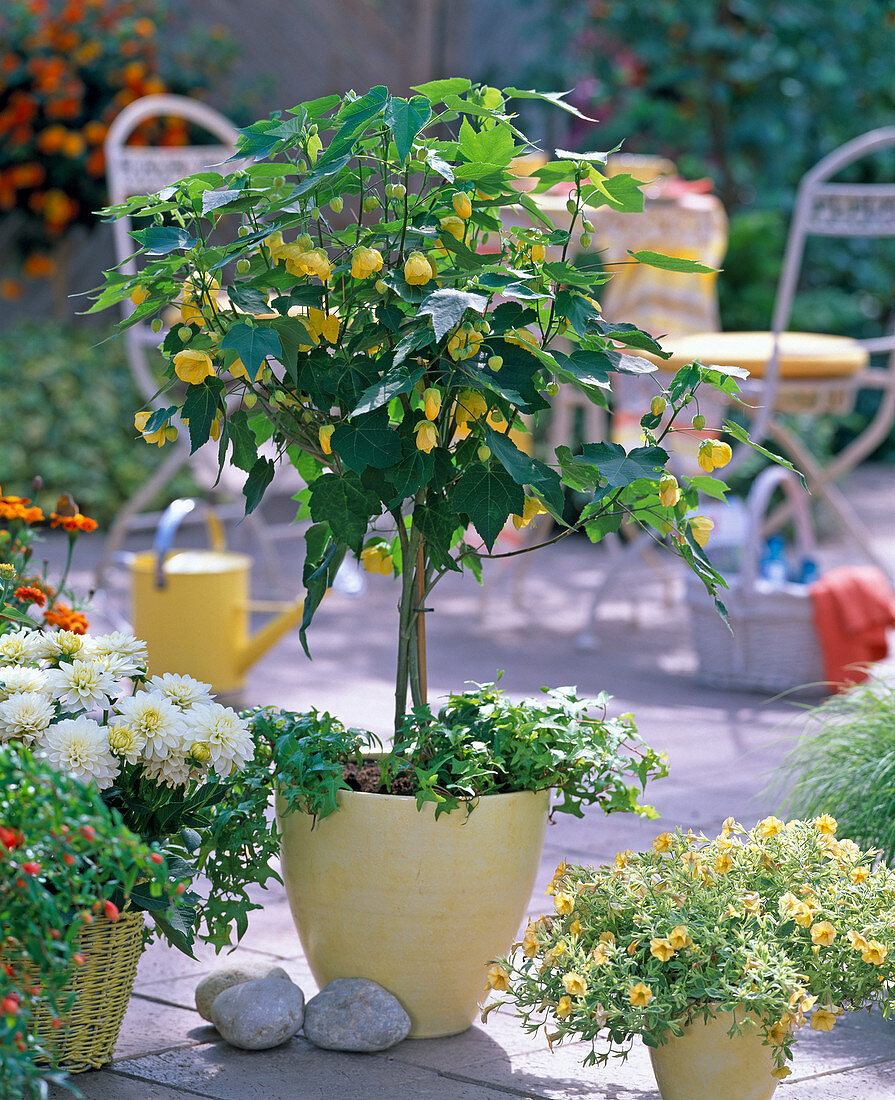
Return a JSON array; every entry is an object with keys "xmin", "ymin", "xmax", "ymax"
[{"xmin": 2, "ymin": 323, "xmax": 194, "ymax": 525}]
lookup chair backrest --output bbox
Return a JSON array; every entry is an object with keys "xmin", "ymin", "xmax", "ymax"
[
  {"xmin": 772, "ymin": 127, "xmax": 895, "ymax": 343},
  {"xmin": 104, "ymin": 95, "xmax": 239, "ymax": 402}
]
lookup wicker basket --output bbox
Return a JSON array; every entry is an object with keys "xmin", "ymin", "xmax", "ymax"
[
  {"xmin": 685, "ymin": 465, "xmax": 824, "ymax": 693},
  {"xmin": 5, "ymin": 909, "xmax": 146, "ymax": 1073}
]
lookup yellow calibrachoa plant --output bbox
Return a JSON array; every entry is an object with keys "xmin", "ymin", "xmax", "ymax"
[{"xmin": 493, "ymin": 818, "xmax": 895, "ymax": 1075}]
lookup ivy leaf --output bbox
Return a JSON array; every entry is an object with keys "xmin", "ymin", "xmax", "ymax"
[
  {"xmin": 227, "ymin": 409, "xmax": 258, "ymax": 472},
  {"xmin": 453, "ymin": 464, "xmax": 524, "ymax": 551},
  {"xmin": 483, "ymin": 428, "xmax": 565, "ymax": 516},
  {"xmin": 129, "ymin": 226, "xmax": 196, "ymax": 254},
  {"xmin": 309, "ymin": 473, "xmax": 381, "ymax": 553},
  {"xmin": 182, "ymin": 377, "xmax": 224, "ymax": 454},
  {"xmin": 331, "ymin": 409, "xmax": 403, "ymax": 473},
  {"xmin": 629, "ymin": 249, "xmax": 717, "ymax": 273},
  {"xmin": 384, "ymin": 95, "xmax": 432, "ymax": 163},
  {"xmin": 219, "ymin": 323, "xmax": 282, "ymax": 381},
  {"xmin": 243, "ymin": 457, "xmax": 275, "ymax": 515},
  {"xmin": 575, "ymin": 442, "xmax": 668, "ymax": 489},
  {"xmin": 418, "ymin": 288, "xmax": 488, "ymax": 341},
  {"xmin": 352, "ymin": 365, "xmax": 424, "ymax": 417}
]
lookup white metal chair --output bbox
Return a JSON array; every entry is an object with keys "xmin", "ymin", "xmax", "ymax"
[
  {"xmin": 97, "ymin": 94, "xmax": 297, "ymax": 593},
  {"xmin": 649, "ymin": 128, "xmax": 895, "ymax": 576}
]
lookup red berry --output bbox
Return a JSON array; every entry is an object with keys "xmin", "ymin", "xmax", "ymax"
[
  {"xmin": 2, "ymin": 996, "xmax": 19, "ymax": 1015},
  {"xmin": 175, "ymin": 882, "xmax": 186, "ymax": 895},
  {"xmin": 103, "ymin": 900, "xmax": 120, "ymax": 922},
  {"xmin": 49, "ymin": 929, "xmax": 61, "ymax": 940},
  {"xmin": 51, "ymin": 1017, "xmax": 62, "ymax": 1029},
  {"xmin": 79, "ymin": 825, "xmax": 96, "ymax": 841},
  {"xmin": 22, "ymin": 862, "xmax": 40, "ymax": 875},
  {"xmin": 149, "ymin": 852, "xmax": 163, "ymax": 865},
  {"xmin": 63, "ymin": 853, "xmax": 76, "ymax": 866},
  {"xmin": 80, "ymin": 911, "xmax": 93, "ymax": 925},
  {"xmin": 72, "ymin": 953, "xmax": 86, "ymax": 966}
]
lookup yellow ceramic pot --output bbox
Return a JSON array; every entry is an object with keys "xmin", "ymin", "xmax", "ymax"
[
  {"xmin": 649, "ymin": 1010, "xmax": 779, "ymax": 1100},
  {"xmin": 276, "ymin": 787, "xmax": 550, "ymax": 1038}
]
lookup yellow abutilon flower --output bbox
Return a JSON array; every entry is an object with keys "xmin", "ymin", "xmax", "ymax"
[
  {"xmin": 360, "ymin": 546, "xmax": 384, "ymax": 574},
  {"xmin": 689, "ymin": 515, "xmax": 714, "ymax": 547},
  {"xmin": 711, "ymin": 440, "xmax": 733, "ymax": 468},
  {"xmin": 452, "ymin": 191, "xmax": 472, "ymax": 219},
  {"xmin": 658, "ymin": 474, "xmax": 680, "ymax": 508},
  {"xmin": 422, "ymin": 387, "xmax": 441, "ymax": 421},
  {"xmin": 404, "ymin": 252, "xmax": 433, "ymax": 285},
  {"xmin": 454, "ymin": 389, "xmax": 488, "ymax": 425},
  {"xmin": 173, "ymin": 349, "xmax": 215, "ymax": 385},
  {"xmin": 351, "ymin": 246, "xmax": 384, "ymax": 279},
  {"xmin": 307, "ymin": 308, "xmax": 340, "ymax": 344},
  {"xmin": 439, "ymin": 214, "xmax": 466, "ymax": 241},
  {"xmin": 414, "ymin": 420, "xmax": 438, "ymax": 454},
  {"xmin": 134, "ymin": 410, "xmax": 172, "ymax": 447},
  {"xmin": 318, "ymin": 425, "xmax": 334, "ymax": 455},
  {"xmin": 512, "ymin": 497, "xmax": 548, "ymax": 530}
]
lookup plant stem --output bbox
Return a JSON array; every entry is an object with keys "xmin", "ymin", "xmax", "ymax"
[{"xmin": 414, "ymin": 540, "xmax": 427, "ymax": 705}]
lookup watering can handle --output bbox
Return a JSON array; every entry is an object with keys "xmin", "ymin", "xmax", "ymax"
[{"xmin": 152, "ymin": 498, "xmax": 227, "ymax": 589}]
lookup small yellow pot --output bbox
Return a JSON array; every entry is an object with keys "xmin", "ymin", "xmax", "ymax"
[
  {"xmin": 276, "ymin": 787, "xmax": 549, "ymax": 1038},
  {"xmin": 649, "ymin": 1009, "xmax": 779, "ymax": 1100}
]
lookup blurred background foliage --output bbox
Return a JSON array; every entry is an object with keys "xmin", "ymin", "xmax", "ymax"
[{"xmin": 0, "ymin": 323, "xmax": 193, "ymax": 523}]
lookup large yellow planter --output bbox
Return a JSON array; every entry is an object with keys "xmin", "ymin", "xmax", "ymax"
[
  {"xmin": 277, "ymin": 787, "xmax": 550, "ymax": 1038},
  {"xmin": 648, "ymin": 1010, "xmax": 779, "ymax": 1100}
]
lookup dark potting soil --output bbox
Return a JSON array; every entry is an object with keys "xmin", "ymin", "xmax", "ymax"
[{"xmin": 343, "ymin": 758, "xmax": 416, "ymax": 796}]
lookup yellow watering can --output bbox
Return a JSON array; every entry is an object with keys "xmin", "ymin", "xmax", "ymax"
[{"xmin": 130, "ymin": 499, "xmax": 304, "ymax": 700}]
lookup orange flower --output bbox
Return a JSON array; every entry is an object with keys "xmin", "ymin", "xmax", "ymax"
[
  {"xmin": 0, "ymin": 279, "xmax": 23, "ymax": 300},
  {"xmin": 50, "ymin": 512, "xmax": 97, "ymax": 533},
  {"xmin": 22, "ymin": 253, "xmax": 57, "ymax": 279},
  {"xmin": 43, "ymin": 603, "xmax": 89, "ymax": 634},
  {"xmin": 14, "ymin": 586, "xmax": 46, "ymax": 607}
]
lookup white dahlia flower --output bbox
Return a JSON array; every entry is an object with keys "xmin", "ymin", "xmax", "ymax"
[
  {"xmin": 31, "ymin": 630, "xmax": 90, "ymax": 663},
  {"xmin": 114, "ymin": 692, "xmax": 186, "ymax": 760},
  {"xmin": 0, "ymin": 691, "xmax": 55, "ymax": 744},
  {"xmin": 88, "ymin": 633, "xmax": 149, "ymax": 678},
  {"xmin": 0, "ymin": 628, "xmax": 41, "ymax": 665},
  {"xmin": 44, "ymin": 660, "xmax": 118, "ymax": 712},
  {"xmin": 40, "ymin": 716, "xmax": 120, "ymax": 789},
  {"xmin": 186, "ymin": 703, "xmax": 253, "ymax": 778},
  {"xmin": 146, "ymin": 673, "xmax": 214, "ymax": 710},
  {"xmin": 0, "ymin": 666, "xmax": 50, "ymax": 700}
]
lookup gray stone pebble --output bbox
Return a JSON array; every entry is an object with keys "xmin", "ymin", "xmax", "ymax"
[
  {"xmin": 195, "ymin": 961, "xmax": 292, "ymax": 1021},
  {"xmin": 302, "ymin": 978, "xmax": 411, "ymax": 1052},
  {"xmin": 209, "ymin": 975, "xmax": 305, "ymax": 1050}
]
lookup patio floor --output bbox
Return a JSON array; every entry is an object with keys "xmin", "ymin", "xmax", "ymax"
[{"xmin": 49, "ymin": 464, "xmax": 895, "ymax": 1098}]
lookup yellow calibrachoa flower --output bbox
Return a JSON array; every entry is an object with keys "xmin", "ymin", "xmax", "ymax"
[
  {"xmin": 414, "ymin": 420, "xmax": 438, "ymax": 454},
  {"xmin": 847, "ymin": 930, "xmax": 869, "ymax": 952},
  {"xmin": 658, "ymin": 474, "xmax": 680, "ymax": 508},
  {"xmin": 714, "ymin": 851, "xmax": 734, "ymax": 874},
  {"xmin": 861, "ymin": 940, "xmax": 888, "ymax": 965},
  {"xmin": 569, "ymin": 919, "xmax": 583, "ymax": 937},
  {"xmin": 592, "ymin": 943, "xmax": 612, "ymax": 966},
  {"xmin": 554, "ymin": 891, "xmax": 575, "ymax": 915},
  {"xmin": 562, "ymin": 972, "xmax": 587, "ymax": 996},
  {"xmin": 439, "ymin": 214, "xmax": 466, "ymax": 241},
  {"xmin": 486, "ymin": 963, "xmax": 510, "ymax": 991},
  {"xmin": 173, "ymin": 349, "xmax": 215, "ymax": 385},
  {"xmin": 404, "ymin": 252, "xmax": 433, "ymax": 285},
  {"xmin": 777, "ymin": 891, "xmax": 800, "ymax": 917},
  {"xmin": 771, "ymin": 1066, "xmax": 793, "ymax": 1080},
  {"xmin": 757, "ymin": 816, "xmax": 784, "ymax": 838},
  {"xmin": 742, "ymin": 891, "xmax": 763, "ymax": 915},
  {"xmin": 810, "ymin": 1007, "xmax": 838, "ymax": 1031},
  {"xmin": 555, "ymin": 995, "xmax": 573, "ymax": 1020},
  {"xmin": 689, "ymin": 515, "xmax": 714, "ymax": 547},
  {"xmin": 721, "ymin": 816, "xmax": 740, "ymax": 836},
  {"xmin": 545, "ymin": 861, "xmax": 567, "ymax": 895},
  {"xmin": 649, "ymin": 938, "xmax": 674, "ymax": 962},
  {"xmin": 351, "ymin": 246, "xmax": 384, "ymax": 279},
  {"xmin": 652, "ymin": 832, "xmax": 673, "ymax": 853},
  {"xmin": 452, "ymin": 191, "xmax": 472, "ymax": 219},
  {"xmin": 628, "ymin": 982, "xmax": 652, "ymax": 1007},
  {"xmin": 522, "ymin": 927, "xmax": 540, "ymax": 958},
  {"xmin": 512, "ymin": 497, "xmax": 548, "ymax": 530},
  {"xmin": 668, "ymin": 926, "xmax": 692, "ymax": 950},
  {"xmin": 851, "ymin": 866, "xmax": 870, "ymax": 884},
  {"xmin": 813, "ymin": 815, "xmax": 838, "ymax": 835},
  {"xmin": 422, "ymin": 387, "xmax": 442, "ymax": 421},
  {"xmin": 811, "ymin": 921, "xmax": 837, "ymax": 946},
  {"xmin": 318, "ymin": 425, "xmax": 334, "ymax": 455}
]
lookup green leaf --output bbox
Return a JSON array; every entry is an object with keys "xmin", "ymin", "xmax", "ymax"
[
  {"xmin": 331, "ymin": 409, "xmax": 403, "ymax": 473},
  {"xmin": 384, "ymin": 95, "xmax": 432, "ymax": 162},
  {"xmin": 352, "ymin": 365, "xmax": 424, "ymax": 417},
  {"xmin": 543, "ymin": 260, "xmax": 608, "ymax": 289},
  {"xmin": 411, "ymin": 77, "xmax": 472, "ymax": 101},
  {"xmin": 414, "ymin": 498, "xmax": 463, "ymax": 572},
  {"xmin": 581, "ymin": 173, "xmax": 645, "ymax": 213},
  {"xmin": 629, "ymin": 249, "xmax": 717, "ymax": 273},
  {"xmin": 309, "ymin": 472, "xmax": 381, "ymax": 553},
  {"xmin": 219, "ymin": 323, "xmax": 282, "ymax": 381},
  {"xmin": 483, "ymin": 428, "xmax": 565, "ymax": 516},
  {"xmin": 182, "ymin": 377, "xmax": 224, "ymax": 454},
  {"xmin": 553, "ymin": 349, "xmax": 613, "ymax": 388},
  {"xmin": 129, "ymin": 226, "xmax": 196, "ymax": 254},
  {"xmin": 575, "ymin": 442, "xmax": 668, "ymax": 489},
  {"xmin": 425, "ymin": 149, "xmax": 454, "ymax": 182},
  {"xmin": 227, "ymin": 409, "xmax": 258, "ymax": 472},
  {"xmin": 201, "ymin": 188, "xmax": 244, "ymax": 215},
  {"xmin": 418, "ymin": 288, "xmax": 488, "ymax": 341},
  {"xmin": 555, "ymin": 148, "xmax": 611, "ymax": 163},
  {"xmin": 299, "ymin": 525, "xmax": 345, "ymax": 658},
  {"xmin": 688, "ymin": 475, "xmax": 729, "ymax": 501},
  {"xmin": 388, "ymin": 449, "xmax": 435, "ymax": 504},
  {"xmin": 556, "ymin": 444, "xmax": 602, "ymax": 491},
  {"xmin": 243, "ymin": 457, "xmax": 275, "ymax": 514},
  {"xmin": 456, "ymin": 118, "xmax": 516, "ymax": 169},
  {"xmin": 722, "ymin": 419, "xmax": 805, "ymax": 484},
  {"xmin": 503, "ymin": 87, "xmax": 596, "ymax": 121},
  {"xmin": 453, "ymin": 464, "xmax": 524, "ymax": 551}
]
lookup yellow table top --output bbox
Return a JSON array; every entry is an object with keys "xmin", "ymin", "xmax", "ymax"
[{"xmin": 644, "ymin": 330, "xmax": 868, "ymax": 378}]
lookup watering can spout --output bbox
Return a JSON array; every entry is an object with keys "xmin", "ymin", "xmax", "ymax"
[{"xmin": 237, "ymin": 597, "xmax": 305, "ymax": 675}]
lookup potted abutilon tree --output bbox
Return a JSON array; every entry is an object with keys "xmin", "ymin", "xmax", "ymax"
[{"xmin": 93, "ymin": 78, "xmax": 763, "ymax": 1035}]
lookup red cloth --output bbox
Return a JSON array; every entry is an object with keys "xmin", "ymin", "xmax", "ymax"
[{"xmin": 810, "ymin": 566, "xmax": 895, "ymax": 689}]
